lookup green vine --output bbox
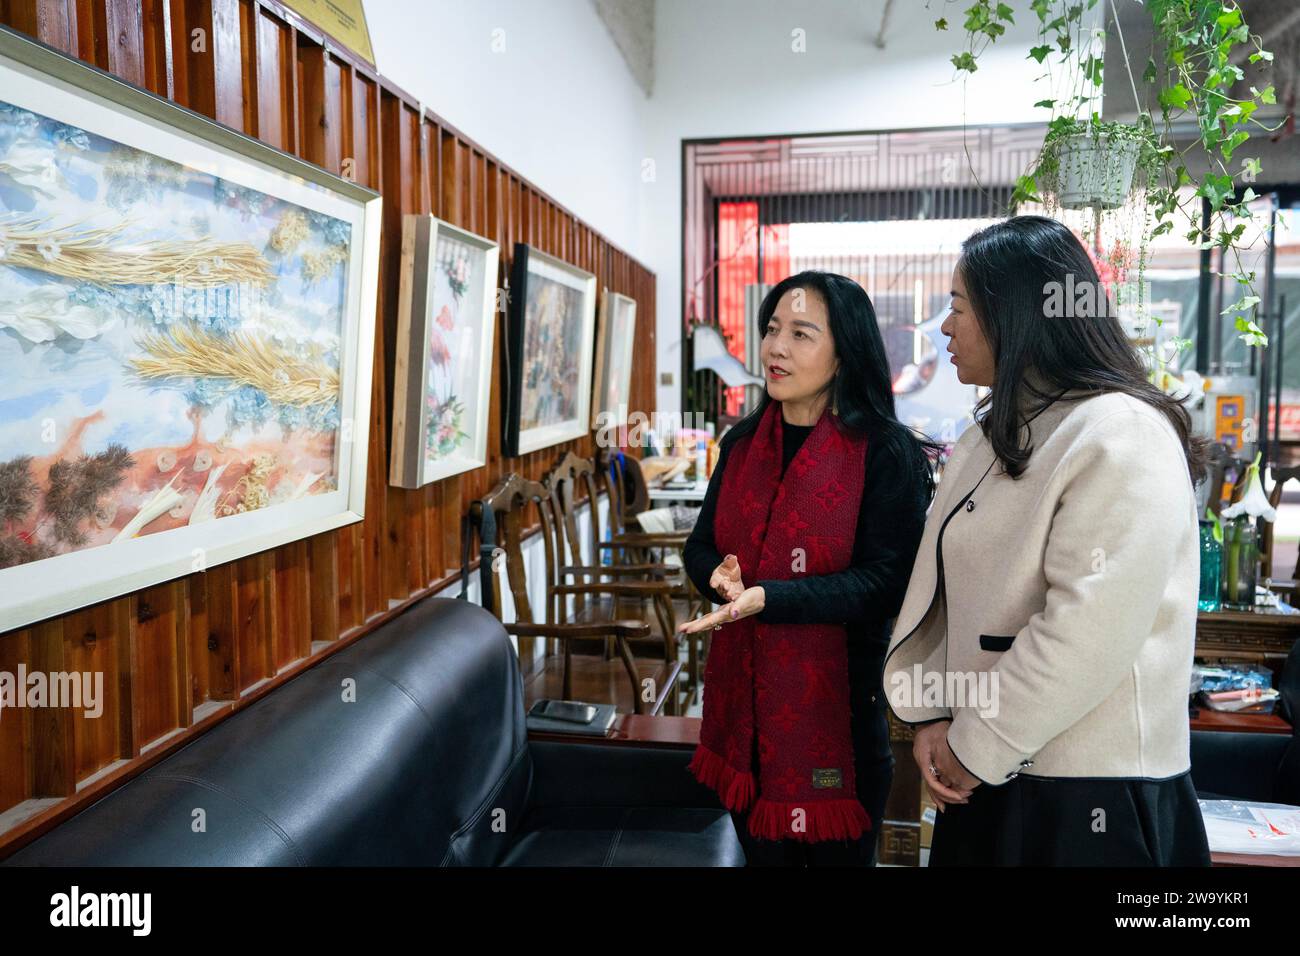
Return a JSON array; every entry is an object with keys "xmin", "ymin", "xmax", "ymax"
[{"xmin": 932, "ymin": 0, "xmax": 1281, "ymax": 348}]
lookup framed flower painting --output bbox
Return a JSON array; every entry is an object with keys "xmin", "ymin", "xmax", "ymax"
[
  {"xmin": 0, "ymin": 26, "xmax": 381, "ymax": 631},
  {"xmin": 389, "ymin": 215, "xmax": 498, "ymax": 488}
]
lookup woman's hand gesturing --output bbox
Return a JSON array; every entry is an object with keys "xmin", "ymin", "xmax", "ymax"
[
  {"xmin": 710, "ymin": 553, "xmax": 745, "ymax": 602},
  {"xmin": 677, "ymin": 585, "xmax": 766, "ymax": 634}
]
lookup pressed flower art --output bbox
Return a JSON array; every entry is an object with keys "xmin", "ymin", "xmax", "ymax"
[{"xmin": 389, "ymin": 215, "xmax": 496, "ymax": 489}]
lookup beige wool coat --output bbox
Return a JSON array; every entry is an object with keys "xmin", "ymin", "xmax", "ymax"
[{"xmin": 883, "ymin": 389, "xmax": 1200, "ymax": 785}]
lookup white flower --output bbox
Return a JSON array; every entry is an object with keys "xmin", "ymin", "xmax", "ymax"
[
  {"xmin": 1221, "ymin": 453, "xmax": 1277, "ymax": 522},
  {"xmin": 0, "ymin": 285, "xmax": 119, "ymax": 343},
  {"xmin": 0, "ymin": 144, "xmax": 62, "ymax": 197},
  {"xmin": 37, "ymin": 239, "xmax": 60, "ymax": 261}
]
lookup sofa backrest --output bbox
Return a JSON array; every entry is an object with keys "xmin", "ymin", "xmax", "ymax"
[{"xmin": 2, "ymin": 597, "xmax": 533, "ymax": 866}]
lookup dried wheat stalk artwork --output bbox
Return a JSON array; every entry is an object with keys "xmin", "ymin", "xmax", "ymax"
[
  {"xmin": 128, "ymin": 322, "xmax": 339, "ymax": 407},
  {"xmin": 0, "ymin": 216, "xmax": 274, "ymax": 287}
]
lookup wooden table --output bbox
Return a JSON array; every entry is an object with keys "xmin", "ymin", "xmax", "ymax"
[
  {"xmin": 527, "ymin": 713, "xmax": 699, "ymax": 748},
  {"xmin": 647, "ymin": 480, "xmax": 709, "ymax": 504},
  {"xmin": 1190, "ymin": 707, "xmax": 1292, "ymax": 734},
  {"xmin": 1196, "ymin": 606, "xmax": 1300, "ymax": 659}
]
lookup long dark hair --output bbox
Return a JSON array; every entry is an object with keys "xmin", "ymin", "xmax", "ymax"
[
  {"xmin": 720, "ymin": 270, "xmax": 940, "ymax": 497},
  {"xmin": 958, "ymin": 215, "xmax": 1208, "ymax": 484}
]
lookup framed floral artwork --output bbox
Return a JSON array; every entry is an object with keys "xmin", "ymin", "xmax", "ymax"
[
  {"xmin": 502, "ymin": 244, "xmax": 597, "ymax": 458},
  {"xmin": 0, "ymin": 25, "xmax": 381, "ymax": 632},
  {"xmin": 389, "ymin": 215, "xmax": 498, "ymax": 488},
  {"xmin": 590, "ymin": 289, "xmax": 637, "ymax": 430}
]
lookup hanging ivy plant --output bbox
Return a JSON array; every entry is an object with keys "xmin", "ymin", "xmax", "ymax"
[{"xmin": 932, "ymin": 0, "xmax": 1281, "ymax": 349}]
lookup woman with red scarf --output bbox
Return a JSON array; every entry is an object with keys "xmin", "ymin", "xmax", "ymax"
[{"xmin": 680, "ymin": 270, "xmax": 936, "ymax": 866}]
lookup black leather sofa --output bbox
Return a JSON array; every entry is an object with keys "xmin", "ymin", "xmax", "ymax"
[
  {"xmin": 2, "ymin": 597, "xmax": 744, "ymax": 866},
  {"xmin": 1189, "ymin": 639, "xmax": 1300, "ymax": 807}
]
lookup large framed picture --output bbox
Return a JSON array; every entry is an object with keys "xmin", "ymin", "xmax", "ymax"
[
  {"xmin": 389, "ymin": 215, "xmax": 498, "ymax": 488},
  {"xmin": 0, "ymin": 26, "xmax": 381, "ymax": 632},
  {"xmin": 503, "ymin": 243, "xmax": 597, "ymax": 457},
  {"xmin": 590, "ymin": 289, "xmax": 637, "ymax": 430}
]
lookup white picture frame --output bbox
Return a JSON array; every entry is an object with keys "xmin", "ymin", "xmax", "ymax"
[
  {"xmin": 389, "ymin": 215, "xmax": 498, "ymax": 488},
  {"xmin": 591, "ymin": 288, "xmax": 637, "ymax": 430},
  {"xmin": 0, "ymin": 25, "xmax": 382, "ymax": 632},
  {"xmin": 503, "ymin": 243, "xmax": 597, "ymax": 457}
]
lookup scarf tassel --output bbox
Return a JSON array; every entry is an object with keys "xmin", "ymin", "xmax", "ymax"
[
  {"xmin": 747, "ymin": 796, "xmax": 871, "ymax": 843},
  {"xmin": 687, "ymin": 744, "xmax": 756, "ymax": 812}
]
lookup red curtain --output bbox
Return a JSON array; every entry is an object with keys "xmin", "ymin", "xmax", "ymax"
[{"xmin": 717, "ymin": 203, "xmax": 789, "ymax": 417}]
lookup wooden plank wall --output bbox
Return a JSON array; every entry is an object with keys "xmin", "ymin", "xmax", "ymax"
[{"xmin": 0, "ymin": 0, "xmax": 657, "ymax": 857}]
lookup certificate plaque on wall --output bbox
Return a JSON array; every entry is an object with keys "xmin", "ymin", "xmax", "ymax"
[
  {"xmin": 0, "ymin": 26, "xmax": 382, "ymax": 632},
  {"xmin": 502, "ymin": 243, "xmax": 597, "ymax": 458},
  {"xmin": 389, "ymin": 214, "xmax": 499, "ymax": 488}
]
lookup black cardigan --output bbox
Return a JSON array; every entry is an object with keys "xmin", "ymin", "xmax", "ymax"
[{"xmin": 683, "ymin": 419, "xmax": 932, "ymax": 672}]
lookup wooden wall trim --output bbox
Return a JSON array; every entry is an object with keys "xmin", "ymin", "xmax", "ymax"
[{"xmin": 0, "ymin": 0, "xmax": 656, "ymax": 858}]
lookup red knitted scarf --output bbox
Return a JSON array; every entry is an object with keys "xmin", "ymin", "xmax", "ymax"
[{"xmin": 687, "ymin": 401, "xmax": 870, "ymax": 843}]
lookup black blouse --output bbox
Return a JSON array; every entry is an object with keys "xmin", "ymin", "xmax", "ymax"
[{"xmin": 683, "ymin": 416, "xmax": 932, "ymax": 665}]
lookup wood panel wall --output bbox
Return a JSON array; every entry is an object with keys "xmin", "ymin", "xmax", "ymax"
[{"xmin": 0, "ymin": 0, "xmax": 657, "ymax": 857}]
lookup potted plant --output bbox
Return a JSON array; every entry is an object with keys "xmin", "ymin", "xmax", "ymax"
[{"xmin": 1037, "ymin": 115, "xmax": 1153, "ymax": 210}]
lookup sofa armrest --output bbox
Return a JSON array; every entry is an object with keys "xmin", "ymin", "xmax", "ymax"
[
  {"xmin": 526, "ymin": 739, "xmax": 724, "ymax": 811},
  {"xmin": 1190, "ymin": 730, "xmax": 1291, "ymax": 803}
]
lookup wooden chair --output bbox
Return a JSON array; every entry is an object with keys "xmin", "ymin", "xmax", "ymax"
[
  {"xmin": 1211, "ymin": 454, "xmax": 1300, "ymax": 594},
  {"xmin": 603, "ymin": 445, "xmax": 652, "ymax": 520},
  {"xmin": 544, "ymin": 451, "xmax": 680, "ymax": 658},
  {"xmin": 1204, "ymin": 442, "xmax": 1240, "ymax": 517},
  {"xmin": 465, "ymin": 472, "xmax": 682, "ymax": 716},
  {"xmin": 597, "ymin": 448, "xmax": 710, "ymax": 705}
]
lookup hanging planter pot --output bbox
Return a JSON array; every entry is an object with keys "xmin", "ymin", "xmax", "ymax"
[{"xmin": 1051, "ymin": 133, "xmax": 1141, "ymax": 210}]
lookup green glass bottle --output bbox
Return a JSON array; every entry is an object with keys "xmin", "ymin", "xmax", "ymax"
[{"xmin": 1198, "ymin": 519, "xmax": 1221, "ymax": 612}]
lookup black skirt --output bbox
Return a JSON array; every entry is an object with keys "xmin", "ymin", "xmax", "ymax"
[{"xmin": 929, "ymin": 769, "xmax": 1211, "ymax": 866}]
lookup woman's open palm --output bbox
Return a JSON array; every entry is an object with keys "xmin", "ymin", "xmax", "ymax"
[{"xmin": 710, "ymin": 553, "xmax": 744, "ymax": 602}]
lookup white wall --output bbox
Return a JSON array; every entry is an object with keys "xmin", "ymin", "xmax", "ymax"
[
  {"xmin": 367, "ymin": 1, "xmax": 1072, "ymax": 422},
  {"xmin": 366, "ymin": 0, "xmax": 651, "ymax": 259},
  {"xmin": 641, "ymin": 0, "xmax": 1062, "ymax": 416}
]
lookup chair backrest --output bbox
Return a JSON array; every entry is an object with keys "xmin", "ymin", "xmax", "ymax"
[
  {"xmin": 473, "ymin": 473, "xmax": 556, "ymax": 626},
  {"xmin": 543, "ymin": 451, "xmax": 603, "ymax": 622},
  {"xmin": 545, "ymin": 451, "xmax": 603, "ymax": 567},
  {"xmin": 597, "ymin": 448, "xmax": 649, "ymax": 535},
  {"xmin": 1203, "ymin": 442, "xmax": 1238, "ymax": 516}
]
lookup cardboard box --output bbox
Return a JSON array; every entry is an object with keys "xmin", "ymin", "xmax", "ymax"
[{"xmin": 919, "ymin": 789, "xmax": 938, "ymax": 849}]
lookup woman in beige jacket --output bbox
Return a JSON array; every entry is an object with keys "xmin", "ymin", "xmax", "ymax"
[{"xmin": 884, "ymin": 215, "xmax": 1212, "ymax": 866}]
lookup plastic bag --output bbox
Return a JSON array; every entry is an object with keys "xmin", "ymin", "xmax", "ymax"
[{"xmin": 1199, "ymin": 799, "xmax": 1300, "ymax": 856}]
